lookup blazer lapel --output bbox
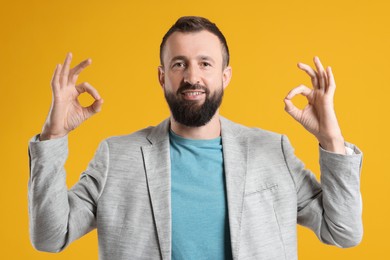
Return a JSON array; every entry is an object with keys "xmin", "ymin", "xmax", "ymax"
[
  {"xmin": 141, "ymin": 119, "xmax": 171, "ymax": 260},
  {"xmin": 220, "ymin": 116, "xmax": 248, "ymax": 260}
]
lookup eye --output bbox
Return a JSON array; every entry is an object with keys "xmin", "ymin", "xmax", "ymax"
[
  {"xmin": 200, "ymin": 61, "xmax": 213, "ymax": 69},
  {"xmin": 172, "ymin": 62, "xmax": 186, "ymax": 69}
]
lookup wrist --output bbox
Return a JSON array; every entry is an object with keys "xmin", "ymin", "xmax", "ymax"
[
  {"xmin": 40, "ymin": 127, "xmax": 68, "ymax": 141},
  {"xmin": 39, "ymin": 132, "xmax": 67, "ymax": 141},
  {"xmin": 318, "ymin": 135, "xmax": 346, "ymax": 154}
]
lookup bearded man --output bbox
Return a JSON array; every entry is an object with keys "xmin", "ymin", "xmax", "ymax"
[{"xmin": 28, "ymin": 16, "xmax": 363, "ymax": 260}]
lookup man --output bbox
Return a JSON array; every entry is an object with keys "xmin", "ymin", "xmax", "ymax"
[{"xmin": 28, "ymin": 16, "xmax": 363, "ymax": 259}]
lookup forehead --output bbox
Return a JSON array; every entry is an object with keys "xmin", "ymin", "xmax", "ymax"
[{"xmin": 163, "ymin": 30, "xmax": 223, "ymax": 64}]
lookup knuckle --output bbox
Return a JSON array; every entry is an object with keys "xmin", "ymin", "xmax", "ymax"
[{"xmin": 80, "ymin": 82, "xmax": 88, "ymax": 87}]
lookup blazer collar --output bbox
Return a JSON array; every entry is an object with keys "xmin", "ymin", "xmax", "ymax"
[
  {"xmin": 146, "ymin": 116, "xmax": 245, "ymax": 144},
  {"xmin": 146, "ymin": 118, "xmax": 170, "ymax": 145}
]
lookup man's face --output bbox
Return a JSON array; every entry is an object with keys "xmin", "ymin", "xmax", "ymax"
[{"xmin": 158, "ymin": 30, "xmax": 232, "ymax": 127}]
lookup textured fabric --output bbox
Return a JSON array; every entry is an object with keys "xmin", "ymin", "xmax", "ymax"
[
  {"xmin": 28, "ymin": 116, "xmax": 363, "ymax": 260},
  {"xmin": 169, "ymin": 130, "xmax": 232, "ymax": 259}
]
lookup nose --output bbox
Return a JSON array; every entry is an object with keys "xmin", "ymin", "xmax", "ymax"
[{"xmin": 183, "ymin": 64, "xmax": 200, "ymax": 85}]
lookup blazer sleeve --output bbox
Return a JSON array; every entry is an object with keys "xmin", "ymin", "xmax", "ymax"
[
  {"xmin": 28, "ymin": 135, "xmax": 109, "ymax": 252},
  {"xmin": 281, "ymin": 135, "xmax": 363, "ymax": 248}
]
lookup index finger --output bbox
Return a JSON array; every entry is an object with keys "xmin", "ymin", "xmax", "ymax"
[{"xmin": 75, "ymin": 82, "xmax": 101, "ymax": 100}]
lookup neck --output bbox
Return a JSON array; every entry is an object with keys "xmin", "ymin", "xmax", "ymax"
[{"xmin": 170, "ymin": 112, "xmax": 221, "ymax": 140}]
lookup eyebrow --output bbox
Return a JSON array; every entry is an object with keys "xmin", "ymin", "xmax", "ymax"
[
  {"xmin": 198, "ymin": 55, "xmax": 215, "ymax": 63},
  {"xmin": 169, "ymin": 55, "xmax": 216, "ymax": 64},
  {"xmin": 170, "ymin": 56, "xmax": 187, "ymax": 63}
]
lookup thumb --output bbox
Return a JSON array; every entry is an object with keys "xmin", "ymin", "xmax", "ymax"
[
  {"xmin": 284, "ymin": 98, "xmax": 301, "ymax": 121},
  {"xmin": 83, "ymin": 98, "xmax": 104, "ymax": 119}
]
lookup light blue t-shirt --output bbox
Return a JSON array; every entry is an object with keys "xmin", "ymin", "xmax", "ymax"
[{"xmin": 169, "ymin": 130, "xmax": 232, "ymax": 260}]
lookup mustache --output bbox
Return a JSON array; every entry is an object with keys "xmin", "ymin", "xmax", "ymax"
[{"xmin": 176, "ymin": 82, "xmax": 210, "ymax": 95}]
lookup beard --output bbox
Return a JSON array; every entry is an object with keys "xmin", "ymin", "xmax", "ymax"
[{"xmin": 164, "ymin": 82, "xmax": 224, "ymax": 127}]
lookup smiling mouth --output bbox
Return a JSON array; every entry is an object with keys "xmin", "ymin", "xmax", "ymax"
[{"xmin": 181, "ymin": 91, "xmax": 205, "ymax": 97}]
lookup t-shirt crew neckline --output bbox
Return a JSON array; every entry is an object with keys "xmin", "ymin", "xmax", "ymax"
[{"xmin": 169, "ymin": 129, "xmax": 222, "ymax": 147}]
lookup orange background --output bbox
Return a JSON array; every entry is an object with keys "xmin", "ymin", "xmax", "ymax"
[{"xmin": 1, "ymin": 0, "xmax": 389, "ymax": 259}]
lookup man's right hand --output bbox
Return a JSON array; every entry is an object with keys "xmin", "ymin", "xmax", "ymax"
[{"xmin": 40, "ymin": 53, "xmax": 103, "ymax": 141}]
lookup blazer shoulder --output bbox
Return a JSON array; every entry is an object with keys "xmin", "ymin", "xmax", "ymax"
[
  {"xmin": 224, "ymin": 117, "xmax": 284, "ymax": 143},
  {"xmin": 245, "ymin": 126, "xmax": 283, "ymax": 141},
  {"xmin": 102, "ymin": 126, "xmax": 155, "ymax": 148}
]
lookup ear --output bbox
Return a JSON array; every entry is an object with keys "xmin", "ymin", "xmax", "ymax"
[
  {"xmin": 158, "ymin": 66, "xmax": 165, "ymax": 89},
  {"xmin": 222, "ymin": 66, "xmax": 232, "ymax": 89}
]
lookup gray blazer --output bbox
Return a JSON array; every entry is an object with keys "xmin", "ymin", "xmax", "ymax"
[{"xmin": 28, "ymin": 117, "xmax": 363, "ymax": 260}]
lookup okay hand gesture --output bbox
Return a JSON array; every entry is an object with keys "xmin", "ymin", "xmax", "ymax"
[
  {"xmin": 40, "ymin": 53, "xmax": 103, "ymax": 140},
  {"xmin": 284, "ymin": 57, "xmax": 346, "ymax": 154}
]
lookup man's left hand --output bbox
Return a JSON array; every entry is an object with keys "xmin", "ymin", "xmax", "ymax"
[{"xmin": 284, "ymin": 56, "xmax": 346, "ymax": 154}]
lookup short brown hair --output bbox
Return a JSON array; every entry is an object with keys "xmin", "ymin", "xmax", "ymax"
[{"xmin": 160, "ymin": 16, "xmax": 230, "ymax": 68}]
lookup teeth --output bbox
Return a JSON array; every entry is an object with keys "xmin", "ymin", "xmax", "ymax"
[{"xmin": 184, "ymin": 92, "xmax": 203, "ymax": 96}]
